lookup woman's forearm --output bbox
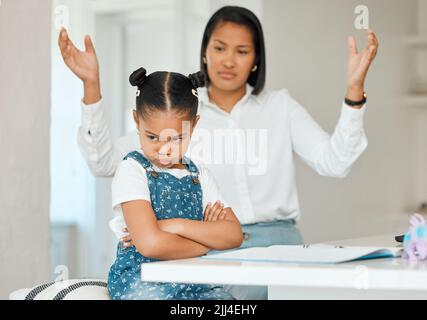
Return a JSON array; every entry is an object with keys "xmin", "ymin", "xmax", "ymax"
[
  {"xmin": 161, "ymin": 219, "xmax": 243, "ymax": 251},
  {"xmin": 83, "ymin": 80, "xmax": 102, "ymax": 105}
]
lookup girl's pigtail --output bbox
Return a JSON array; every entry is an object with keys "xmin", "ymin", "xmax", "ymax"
[
  {"xmin": 188, "ymin": 71, "xmax": 206, "ymax": 89},
  {"xmin": 129, "ymin": 67, "xmax": 148, "ymax": 88}
]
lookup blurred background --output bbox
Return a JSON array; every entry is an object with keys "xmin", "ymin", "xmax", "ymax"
[{"xmin": 1, "ymin": 0, "xmax": 427, "ymax": 298}]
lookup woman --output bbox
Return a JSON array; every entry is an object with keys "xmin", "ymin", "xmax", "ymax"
[{"xmin": 58, "ymin": 6, "xmax": 378, "ymax": 299}]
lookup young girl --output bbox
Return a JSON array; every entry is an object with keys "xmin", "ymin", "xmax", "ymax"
[{"xmin": 107, "ymin": 67, "xmax": 243, "ymax": 300}]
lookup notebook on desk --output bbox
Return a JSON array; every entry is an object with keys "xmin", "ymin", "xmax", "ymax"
[{"xmin": 202, "ymin": 244, "xmax": 403, "ymax": 264}]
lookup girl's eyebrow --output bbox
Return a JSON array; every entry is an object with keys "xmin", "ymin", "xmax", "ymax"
[
  {"xmin": 144, "ymin": 129, "xmax": 184, "ymax": 138},
  {"xmin": 213, "ymin": 39, "xmax": 252, "ymax": 48},
  {"xmin": 144, "ymin": 130, "xmax": 159, "ymax": 136}
]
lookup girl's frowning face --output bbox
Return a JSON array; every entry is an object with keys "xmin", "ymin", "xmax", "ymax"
[{"xmin": 133, "ymin": 110, "xmax": 199, "ymax": 169}]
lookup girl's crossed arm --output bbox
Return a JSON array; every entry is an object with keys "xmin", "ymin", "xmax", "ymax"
[
  {"xmin": 122, "ymin": 202, "xmax": 243, "ymax": 252},
  {"xmin": 122, "ymin": 200, "xmax": 210, "ymax": 260},
  {"xmin": 157, "ymin": 202, "xmax": 243, "ymax": 251}
]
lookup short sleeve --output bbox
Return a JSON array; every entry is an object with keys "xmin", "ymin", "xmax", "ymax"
[
  {"xmin": 197, "ymin": 163, "xmax": 230, "ymax": 211},
  {"xmin": 111, "ymin": 158, "xmax": 151, "ymax": 217}
]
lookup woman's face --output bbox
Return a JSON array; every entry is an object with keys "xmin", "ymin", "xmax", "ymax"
[
  {"xmin": 205, "ymin": 21, "xmax": 256, "ymax": 92},
  {"xmin": 133, "ymin": 110, "xmax": 199, "ymax": 169}
]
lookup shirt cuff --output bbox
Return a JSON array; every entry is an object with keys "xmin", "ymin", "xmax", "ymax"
[
  {"xmin": 80, "ymin": 98, "xmax": 104, "ymax": 132},
  {"xmin": 337, "ymin": 101, "xmax": 367, "ymax": 131}
]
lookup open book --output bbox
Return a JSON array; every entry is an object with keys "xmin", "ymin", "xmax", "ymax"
[{"xmin": 202, "ymin": 244, "xmax": 403, "ymax": 264}]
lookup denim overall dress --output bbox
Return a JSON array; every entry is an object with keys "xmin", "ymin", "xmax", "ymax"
[{"xmin": 107, "ymin": 151, "xmax": 234, "ymax": 300}]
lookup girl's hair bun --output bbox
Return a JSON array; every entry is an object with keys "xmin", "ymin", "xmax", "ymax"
[
  {"xmin": 188, "ymin": 71, "xmax": 206, "ymax": 89},
  {"xmin": 129, "ymin": 67, "xmax": 148, "ymax": 87}
]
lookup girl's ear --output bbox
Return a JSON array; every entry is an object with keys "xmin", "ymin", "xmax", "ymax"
[{"xmin": 133, "ymin": 110, "xmax": 140, "ymax": 132}]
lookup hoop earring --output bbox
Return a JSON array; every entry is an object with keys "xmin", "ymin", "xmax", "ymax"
[{"xmin": 252, "ymin": 65, "xmax": 258, "ymax": 72}]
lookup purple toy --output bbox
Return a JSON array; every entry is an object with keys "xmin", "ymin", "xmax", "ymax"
[{"xmin": 402, "ymin": 214, "xmax": 427, "ymax": 261}]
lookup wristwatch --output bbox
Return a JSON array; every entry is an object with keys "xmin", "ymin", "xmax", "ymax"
[{"xmin": 345, "ymin": 92, "xmax": 367, "ymax": 107}]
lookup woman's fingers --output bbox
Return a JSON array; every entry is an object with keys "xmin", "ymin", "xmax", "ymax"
[
  {"xmin": 367, "ymin": 32, "xmax": 376, "ymax": 51},
  {"xmin": 374, "ymin": 33, "xmax": 379, "ymax": 48},
  {"xmin": 58, "ymin": 28, "xmax": 64, "ymax": 49},
  {"xmin": 365, "ymin": 30, "xmax": 379, "ymax": 59},
  {"xmin": 348, "ymin": 30, "xmax": 379, "ymax": 61},
  {"xmin": 58, "ymin": 28, "xmax": 79, "ymax": 62},
  {"xmin": 84, "ymin": 35, "xmax": 96, "ymax": 54},
  {"xmin": 58, "ymin": 28, "xmax": 66, "ymax": 45},
  {"xmin": 60, "ymin": 29, "xmax": 72, "ymax": 55},
  {"xmin": 367, "ymin": 29, "xmax": 379, "ymax": 46},
  {"xmin": 58, "ymin": 29, "xmax": 69, "ymax": 56},
  {"xmin": 348, "ymin": 35, "xmax": 358, "ymax": 56}
]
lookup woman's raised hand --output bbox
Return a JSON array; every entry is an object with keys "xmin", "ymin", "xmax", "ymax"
[
  {"xmin": 346, "ymin": 29, "xmax": 379, "ymax": 97},
  {"xmin": 58, "ymin": 27, "xmax": 100, "ymax": 84}
]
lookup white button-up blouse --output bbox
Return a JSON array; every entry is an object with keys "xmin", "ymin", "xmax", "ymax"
[{"xmin": 77, "ymin": 84, "xmax": 368, "ymax": 225}]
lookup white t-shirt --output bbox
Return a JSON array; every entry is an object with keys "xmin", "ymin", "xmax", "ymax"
[{"xmin": 109, "ymin": 150, "xmax": 229, "ymax": 239}]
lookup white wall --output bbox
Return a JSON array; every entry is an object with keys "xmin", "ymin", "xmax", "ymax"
[
  {"xmin": 0, "ymin": 0, "xmax": 51, "ymax": 298},
  {"xmin": 418, "ymin": 0, "xmax": 427, "ymax": 34},
  {"xmin": 209, "ymin": 0, "xmax": 262, "ymax": 17},
  {"xmin": 264, "ymin": 0, "xmax": 419, "ymax": 243}
]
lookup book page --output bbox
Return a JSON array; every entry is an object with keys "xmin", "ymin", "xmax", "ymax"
[{"xmin": 203, "ymin": 245, "xmax": 403, "ymax": 264}]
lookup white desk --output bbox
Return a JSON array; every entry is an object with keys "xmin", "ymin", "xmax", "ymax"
[{"xmin": 140, "ymin": 234, "xmax": 427, "ymax": 300}]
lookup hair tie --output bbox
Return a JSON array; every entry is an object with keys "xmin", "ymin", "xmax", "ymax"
[{"xmin": 191, "ymin": 89, "xmax": 198, "ymax": 98}]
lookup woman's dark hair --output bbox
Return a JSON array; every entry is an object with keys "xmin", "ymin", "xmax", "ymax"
[
  {"xmin": 200, "ymin": 6, "xmax": 266, "ymax": 95},
  {"xmin": 129, "ymin": 67, "xmax": 205, "ymax": 119}
]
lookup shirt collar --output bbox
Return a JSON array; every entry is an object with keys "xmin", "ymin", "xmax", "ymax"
[{"xmin": 198, "ymin": 83, "xmax": 262, "ymax": 110}]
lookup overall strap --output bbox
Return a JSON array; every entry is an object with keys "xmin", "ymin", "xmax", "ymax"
[
  {"xmin": 182, "ymin": 157, "xmax": 200, "ymax": 185},
  {"xmin": 124, "ymin": 151, "xmax": 159, "ymax": 178}
]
